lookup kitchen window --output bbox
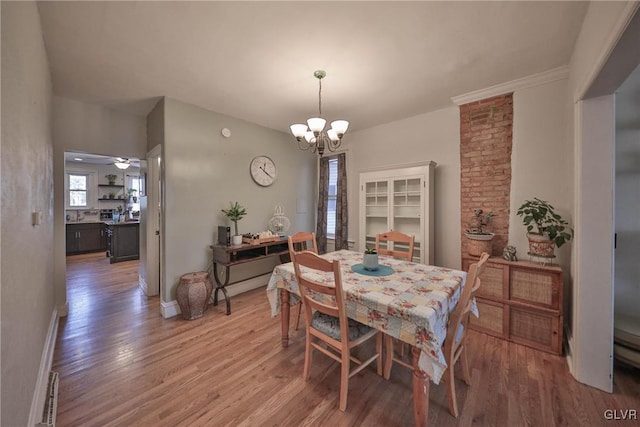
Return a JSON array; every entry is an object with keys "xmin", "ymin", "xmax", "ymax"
[
  {"xmin": 68, "ymin": 173, "xmax": 89, "ymax": 207},
  {"xmin": 127, "ymin": 175, "xmax": 142, "ymax": 212}
]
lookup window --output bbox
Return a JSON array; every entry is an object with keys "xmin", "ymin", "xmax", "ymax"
[
  {"xmin": 68, "ymin": 174, "xmax": 88, "ymax": 207},
  {"xmin": 127, "ymin": 175, "xmax": 142, "ymax": 212},
  {"xmin": 327, "ymin": 157, "xmax": 338, "ymax": 237}
]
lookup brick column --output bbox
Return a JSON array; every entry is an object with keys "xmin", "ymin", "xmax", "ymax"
[{"xmin": 460, "ymin": 94, "xmax": 513, "ymax": 257}]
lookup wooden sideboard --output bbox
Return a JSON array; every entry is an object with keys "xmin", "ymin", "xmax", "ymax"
[{"xmin": 462, "ymin": 256, "xmax": 564, "ymax": 354}]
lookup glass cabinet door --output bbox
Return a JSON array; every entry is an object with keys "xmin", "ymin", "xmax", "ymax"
[
  {"xmin": 364, "ymin": 180, "xmax": 388, "ymax": 250},
  {"xmin": 392, "ymin": 177, "xmax": 422, "ymax": 262}
]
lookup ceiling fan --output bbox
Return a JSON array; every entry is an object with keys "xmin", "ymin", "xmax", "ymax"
[{"xmin": 114, "ymin": 157, "xmax": 131, "ymax": 170}]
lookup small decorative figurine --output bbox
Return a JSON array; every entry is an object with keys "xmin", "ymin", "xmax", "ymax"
[{"xmin": 503, "ymin": 245, "xmax": 518, "ymax": 262}]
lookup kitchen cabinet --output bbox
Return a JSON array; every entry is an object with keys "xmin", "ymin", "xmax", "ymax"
[
  {"xmin": 66, "ymin": 223, "xmax": 107, "ymax": 255},
  {"xmin": 463, "ymin": 256, "xmax": 564, "ymax": 354},
  {"xmin": 107, "ymin": 222, "xmax": 139, "ymax": 263},
  {"xmin": 358, "ymin": 162, "xmax": 435, "ymax": 264}
]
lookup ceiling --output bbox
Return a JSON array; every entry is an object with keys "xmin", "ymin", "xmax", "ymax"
[
  {"xmin": 64, "ymin": 152, "xmax": 140, "ymax": 168},
  {"xmin": 37, "ymin": 1, "xmax": 589, "ymax": 134}
]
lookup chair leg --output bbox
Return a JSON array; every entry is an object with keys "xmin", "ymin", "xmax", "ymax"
[
  {"xmin": 383, "ymin": 334, "xmax": 394, "ymax": 380},
  {"xmin": 303, "ymin": 331, "xmax": 312, "ymax": 381},
  {"xmin": 460, "ymin": 344, "xmax": 471, "ymax": 386},
  {"xmin": 376, "ymin": 332, "xmax": 383, "ymax": 376},
  {"xmin": 446, "ymin": 366, "xmax": 459, "ymax": 418},
  {"xmin": 339, "ymin": 348, "xmax": 350, "ymax": 411},
  {"xmin": 294, "ymin": 302, "xmax": 303, "ymax": 331}
]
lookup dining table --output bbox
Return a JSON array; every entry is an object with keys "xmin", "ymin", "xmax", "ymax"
[{"xmin": 266, "ymin": 249, "xmax": 471, "ymax": 426}]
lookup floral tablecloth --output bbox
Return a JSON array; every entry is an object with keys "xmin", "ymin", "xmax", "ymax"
[{"xmin": 266, "ymin": 250, "xmax": 472, "ymax": 384}]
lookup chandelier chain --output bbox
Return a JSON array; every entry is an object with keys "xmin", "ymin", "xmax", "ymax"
[{"xmin": 318, "ymin": 78, "xmax": 322, "ymax": 116}]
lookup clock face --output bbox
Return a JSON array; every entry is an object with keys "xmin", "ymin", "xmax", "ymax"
[{"xmin": 249, "ymin": 156, "xmax": 277, "ymax": 187}]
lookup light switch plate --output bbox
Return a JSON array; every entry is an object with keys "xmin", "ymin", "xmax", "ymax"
[{"xmin": 32, "ymin": 211, "xmax": 42, "ymax": 226}]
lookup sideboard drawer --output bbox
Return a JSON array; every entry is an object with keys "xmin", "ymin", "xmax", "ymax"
[
  {"xmin": 470, "ymin": 298, "xmax": 506, "ymax": 338},
  {"xmin": 510, "ymin": 266, "xmax": 561, "ymax": 310},
  {"xmin": 463, "ymin": 258, "xmax": 507, "ymax": 300},
  {"xmin": 509, "ymin": 305, "xmax": 562, "ymax": 354}
]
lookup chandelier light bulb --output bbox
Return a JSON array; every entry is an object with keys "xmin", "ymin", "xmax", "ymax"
[
  {"xmin": 327, "ymin": 128, "xmax": 339, "ymax": 142},
  {"xmin": 290, "ymin": 124, "xmax": 308, "ymax": 139},
  {"xmin": 304, "ymin": 131, "xmax": 316, "ymax": 144},
  {"xmin": 307, "ymin": 117, "xmax": 326, "ymax": 134},
  {"xmin": 330, "ymin": 120, "xmax": 349, "ymax": 137}
]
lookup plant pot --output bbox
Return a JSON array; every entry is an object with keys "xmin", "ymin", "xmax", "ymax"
[
  {"xmin": 231, "ymin": 235, "xmax": 243, "ymax": 246},
  {"xmin": 526, "ymin": 233, "xmax": 556, "ymax": 258},
  {"xmin": 362, "ymin": 253, "xmax": 379, "ymax": 271},
  {"xmin": 465, "ymin": 232, "xmax": 494, "ymax": 257}
]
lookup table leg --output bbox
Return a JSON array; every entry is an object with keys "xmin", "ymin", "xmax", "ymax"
[
  {"xmin": 280, "ymin": 288, "xmax": 291, "ymax": 348},
  {"xmin": 212, "ymin": 263, "xmax": 231, "ymax": 315},
  {"xmin": 412, "ymin": 347, "xmax": 430, "ymax": 427}
]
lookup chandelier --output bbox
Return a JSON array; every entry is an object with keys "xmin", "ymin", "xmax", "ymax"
[{"xmin": 289, "ymin": 70, "xmax": 349, "ymax": 157}]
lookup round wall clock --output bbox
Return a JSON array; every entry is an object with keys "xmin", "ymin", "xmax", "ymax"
[{"xmin": 249, "ymin": 156, "xmax": 277, "ymax": 187}]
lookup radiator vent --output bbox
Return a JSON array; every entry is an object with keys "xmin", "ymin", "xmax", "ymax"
[{"xmin": 37, "ymin": 371, "xmax": 59, "ymax": 427}]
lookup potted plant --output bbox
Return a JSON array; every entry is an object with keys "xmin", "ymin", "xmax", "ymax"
[
  {"xmin": 221, "ymin": 201, "xmax": 247, "ymax": 245},
  {"xmin": 105, "ymin": 174, "xmax": 118, "ymax": 185},
  {"xmin": 362, "ymin": 247, "xmax": 379, "ymax": 271},
  {"xmin": 516, "ymin": 197, "xmax": 573, "ymax": 259},
  {"xmin": 465, "ymin": 209, "xmax": 496, "ymax": 256},
  {"xmin": 127, "ymin": 188, "xmax": 138, "ymax": 203}
]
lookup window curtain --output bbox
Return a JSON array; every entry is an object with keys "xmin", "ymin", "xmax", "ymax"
[
  {"xmin": 316, "ymin": 153, "xmax": 349, "ymax": 254},
  {"xmin": 316, "ymin": 157, "xmax": 329, "ymax": 253},
  {"xmin": 335, "ymin": 153, "xmax": 349, "ymax": 250}
]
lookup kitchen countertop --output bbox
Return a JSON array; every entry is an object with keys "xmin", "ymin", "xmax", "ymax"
[
  {"xmin": 66, "ymin": 220, "xmax": 139, "ymax": 225},
  {"xmin": 103, "ymin": 220, "xmax": 140, "ymax": 226}
]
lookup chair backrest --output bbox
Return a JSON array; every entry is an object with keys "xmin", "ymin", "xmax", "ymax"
[
  {"xmin": 291, "ymin": 250, "xmax": 348, "ymax": 334},
  {"xmin": 444, "ymin": 252, "xmax": 490, "ymax": 356},
  {"xmin": 375, "ymin": 230, "xmax": 415, "ymax": 261},
  {"xmin": 288, "ymin": 232, "xmax": 318, "ymax": 259}
]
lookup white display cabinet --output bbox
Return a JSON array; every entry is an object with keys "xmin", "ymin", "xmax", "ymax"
[{"xmin": 359, "ymin": 162, "xmax": 435, "ymax": 264}]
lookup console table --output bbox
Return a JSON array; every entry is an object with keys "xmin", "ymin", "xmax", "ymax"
[{"xmin": 210, "ymin": 239, "xmax": 290, "ymax": 315}]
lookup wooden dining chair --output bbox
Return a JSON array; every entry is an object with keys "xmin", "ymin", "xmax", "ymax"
[
  {"xmin": 287, "ymin": 232, "xmax": 319, "ymax": 330},
  {"xmin": 375, "ymin": 230, "xmax": 415, "ymax": 261},
  {"xmin": 383, "ymin": 252, "xmax": 490, "ymax": 418},
  {"xmin": 292, "ymin": 250, "xmax": 383, "ymax": 411},
  {"xmin": 288, "ymin": 231, "xmax": 319, "ymax": 255}
]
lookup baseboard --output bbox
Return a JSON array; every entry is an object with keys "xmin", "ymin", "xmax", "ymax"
[
  {"xmin": 161, "ymin": 273, "xmax": 271, "ymax": 318},
  {"xmin": 138, "ymin": 275, "xmax": 157, "ymax": 297},
  {"xmin": 57, "ymin": 301, "xmax": 69, "ymax": 317},
  {"xmin": 161, "ymin": 300, "xmax": 180, "ymax": 318},
  {"xmin": 28, "ymin": 307, "xmax": 59, "ymax": 426},
  {"xmin": 139, "ymin": 275, "xmax": 148, "ymax": 295},
  {"xmin": 223, "ymin": 273, "xmax": 271, "ymax": 298},
  {"xmin": 564, "ymin": 323, "xmax": 575, "ymax": 374}
]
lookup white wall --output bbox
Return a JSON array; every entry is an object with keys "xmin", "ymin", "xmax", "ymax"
[
  {"xmin": 510, "ymin": 78, "xmax": 573, "ymax": 273},
  {"xmin": 161, "ymin": 97, "xmax": 316, "ymax": 305},
  {"xmin": 52, "ymin": 97, "xmax": 147, "ymax": 316},
  {"xmin": 1, "ymin": 2, "xmax": 55, "ymax": 425},
  {"xmin": 614, "ymin": 67, "xmax": 640, "ymax": 319},
  {"xmin": 345, "ymin": 107, "xmax": 461, "ymax": 269}
]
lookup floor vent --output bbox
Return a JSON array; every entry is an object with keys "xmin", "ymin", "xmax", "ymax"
[{"xmin": 37, "ymin": 371, "xmax": 59, "ymax": 427}]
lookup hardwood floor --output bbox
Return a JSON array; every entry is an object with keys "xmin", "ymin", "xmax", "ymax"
[{"xmin": 54, "ymin": 253, "xmax": 640, "ymax": 426}]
